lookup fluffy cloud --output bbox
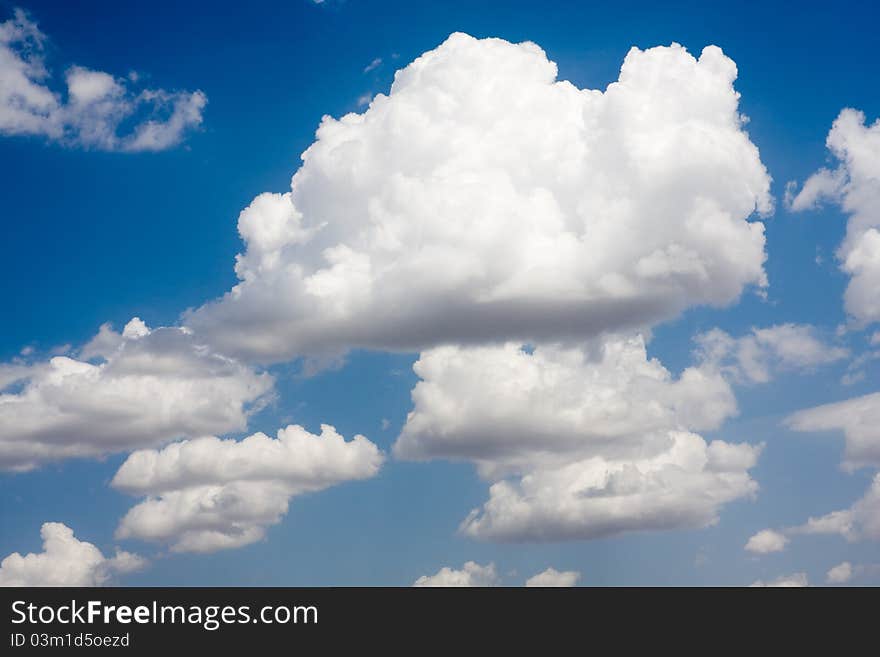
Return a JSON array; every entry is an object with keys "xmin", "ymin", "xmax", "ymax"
[
  {"xmin": 695, "ymin": 324, "xmax": 848, "ymax": 384},
  {"xmin": 395, "ymin": 335, "xmax": 760, "ymax": 542},
  {"xmin": 396, "ymin": 335, "xmax": 737, "ymax": 471},
  {"xmin": 0, "ymin": 523, "xmax": 146, "ymax": 587},
  {"xmin": 0, "ymin": 318, "xmax": 273, "ymax": 471},
  {"xmin": 789, "ymin": 473, "xmax": 880, "ymax": 542},
  {"xmin": 112, "ymin": 424, "xmax": 383, "ymax": 552},
  {"xmin": 412, "ymin": 561, "xmax": 499, "ymax": 587},
  {"xmin": 755, "ymin": 397, "xmax": 880, "ymax": 550},
  {"xmin": 0, "ymin": 8, "xmax": 205, "ymax": 151},
  {"xmin": 745, "ymin": 529, "xmax": 789, "ymax": 554},
  {"xmin": 413, "ymin": 563, "xmax": 582, "ymax": 586},
  {"xmin": 824, "ymin": 561, "xmax": 880, "ymax": 584},
  {"xmin": 826, "ymin": 561, "xmax": 853, "ymax": 584},
  {"xmin": 788, "ymin": 108, "xmax": 880, "ymax": 327},
  {"xmin": 749, "ymin": 572, "xmax": 808, "ymax": 587},
  {"xmin": 186, "ymin": 33, "xmax": 771, "ymax": 362},
  {"xmin": 787, "ymin": 392, "xmax": 880, "ymax": 471},
  {"xmin": 746, "ymin": 403, "xmax": 880, "ymax": 549},
  {"xmin": 524, "ymin": 567, "xmax": 581, "ymax": 587}
]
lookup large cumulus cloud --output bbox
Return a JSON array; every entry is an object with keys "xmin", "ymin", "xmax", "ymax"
[
  {"xmin": 0, "ymin": 318, "xmax": 273, "ymax": 471},
  {"xmin": 186, "ymin": 33, "xmax": 771, "ymax": 362},
  {"xmin": 394, "ymin": 335, "xmax": 760, "ymax": 542}
]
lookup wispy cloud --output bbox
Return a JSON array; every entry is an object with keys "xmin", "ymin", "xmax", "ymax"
[{"xmin": 0, "ymin": 8, "xmax": 206, "ymax": 152}]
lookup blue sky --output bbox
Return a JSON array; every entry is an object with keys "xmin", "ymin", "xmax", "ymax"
[{"xmin": 1, "ymin": 0, "xmax": 879, "ymax": 586}]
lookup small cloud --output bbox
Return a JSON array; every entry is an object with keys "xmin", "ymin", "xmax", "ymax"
[
  {"xmin": 750, "ymin": 572, "xmax": 808, "ymax": 587},
  {"xmin": 524, "ymin": 567, "xmax": 580, "ymax": 587},
  {"xmin": 0, "ymin": 8, "xmax": 206, "ymax": 152},
  {"xmin": 745, "ymin": 529, "xmax": 789, "ymax": 554},
  {"xmin": 841, "ymin": 370, "xmax": 866, "ymax": 386},
  {"xmin": 840, "ymin": 350, "xmax": 880, "ymax": 386},
  {"xmin": 413, "ymin": 561, "xmax": 498, "ymax": 587},
  {"xmin": 783, "ymin": 180, "xmax": 799, "ymax": 209},
  {"xmin": 0, "ymin": 522, "xmax": 147, "ymax": 586},
  {"xmin": 363, "ymin": 57, "xmax": 382, "ymax": 73},
  {"xmin": 826, "ymin": 561, "xmax": 852, "ymax": 584}
]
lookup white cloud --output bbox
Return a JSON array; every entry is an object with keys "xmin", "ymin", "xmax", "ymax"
[
  {"xmin": 788, "ymin": 108, "xmax": 880, "ymax": 327},
  {"xmin": 363, "ymin": 57, "xmax": 382, "ymax": 73},
  {"xmin": 840, "ymin": 349, "xmax": 880, "ymax": 386},
  {"xmin": 745, "ymin": 529, "xmax": 789, "ymax": 554},
  {"xmin": 826, "ymin": 561, "xmax": 853, "ymax": 584},
  {"xmin": 0, "ymin": 318, "xmax": 273, "ymax": 471},
  {"xmin": 186, "ymin": 33, "xmax": 771, "ymax": 363},
  {"xmin": 0, "ymin": 522, "xmax": 146, "ymax": 587},
  {"xmin": 112, "ymin": 424, "xmax": 383, "ymax": 553},
  {"xmin": 780, "ymin": 396, "xmax": 880, "ymax": 549},
  {"xmin": 397, "ymin": 335, "xmax": 737, "ymax": 471},
  {"xmin": 788, "ymin": 473, "xmax": 880, "ymax": 542},
  {"xmin": 787, "ymin": 392, "xmax": 880, "ymax": 471},
  {"xmin": 395, "ymin": 335, "xmax": 760, "ymax": 542},
  {"xmin": 121, "ymin": 88, "xmax": 207, "ymax": 152},
  {"xmin": 524, "ymin": 567, "xmax": 580, "ymax": 587},
  {"xmin": 786, "ymin": 170, "xmax": 846, "ymax": 212},
  {"xmin": 0, "ymin": 8, "xmax": 205, "ymax": 151},
  {"xmin": 412, "ymin": 561, "xmax": 498, "ymax": 587},
  {"xmin": 413, "ymin": 563, "xmax": 581, "ymax": 586},
  {"xmin": 825, "ymin": 562, "xmax": 880, "ymax": 584},
  {"xmin": 696, "ymin": 324, "xmax": 848, "ymax": 384},
  {"xmin": 750, "ymin": 572, "xmax": 808, "ymax": 587},
  {"xmin": 741, "ymin": 472, "xmax": 880, "ymax": 551}
]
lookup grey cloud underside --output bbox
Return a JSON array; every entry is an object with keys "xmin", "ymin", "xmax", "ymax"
[{"xmin": 190, "ymin": 291, "xmax": 677, "ymax": 359}]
